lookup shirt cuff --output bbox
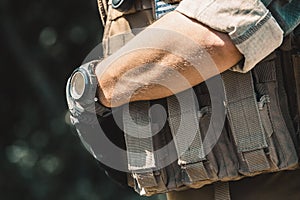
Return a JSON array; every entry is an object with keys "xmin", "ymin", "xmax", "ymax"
[{"xmin": 176, "ymin": 0, "xmax": 284, "ymax": 73}]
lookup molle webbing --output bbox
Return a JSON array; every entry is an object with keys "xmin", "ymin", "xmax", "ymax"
[
  {"xmin": 167, "ymin": 89, "xmax": 209, "ymax": 182},
  {"xmin": 98, "ymin": 0, "xmax": 181, "ymax": 25},
  {"xmin": 221, "ymin": 71, "xmax": 270, "ymax": 172},
  {"xmin": 120, "ymin": 53, "xmax": 299, "ymax": 196},
  {"xmin": 123, "ymin": 102, "xmax": 157, "ymax": 187},
  {"xmin": 214, "ymin": 182, "xmax": 231, "ymax": 200},
  {"xmin": 98, "ymin": 0, "xmax": 108, "ymax": 25},
  {"xmin": 100, "ymin": 2, "xmax": 300, "ymax": 195},
  {"xmin": 253, "ymin": 50, "xmax": 299, "ymax": 169},
  {"xmin": 123, "ymin": 101, "xmax": 168, "ymax": 194}
]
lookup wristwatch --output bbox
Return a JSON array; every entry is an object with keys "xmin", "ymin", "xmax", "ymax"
[{"xmin": 66, "ymin": 60, "xmax": 111, "ymax": 123}]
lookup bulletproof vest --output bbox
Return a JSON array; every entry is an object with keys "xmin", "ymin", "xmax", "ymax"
[{"xmin": 97, "ymin": 0, "xmax": 300, "ymax": 197}]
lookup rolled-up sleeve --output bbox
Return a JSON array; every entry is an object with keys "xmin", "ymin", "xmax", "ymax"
[{"xmin": 176, "ymin": 0, "xmax": 284, "ymax": 72}]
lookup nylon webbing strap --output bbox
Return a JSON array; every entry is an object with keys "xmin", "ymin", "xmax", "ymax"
[
  {"xmin": 107, "ymin": 33, "xmax": 135, "ymax": 56},
  {"xmin": 167, "ymin": 89, "xmax": 209, "ymax": 181},
  {"xmin": 123, "ymin": 101, "xmax": 157, "ymax": 188},
  {"xmin": 243, "ymin": 149, "xmax": 270, "ymax": 172},
  {"xmin": 214, "ymin": 182, "xmax": 231, "ymax": 200},
  {"xmin": 222, "ymin": 71, "xmax": 270, "ymax": 172},
  {"xmin": 97, "ymin": 0, "xmax": 108, "ymax": 25}
]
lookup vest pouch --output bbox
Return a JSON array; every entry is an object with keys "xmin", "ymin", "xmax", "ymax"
[
  {"xmin": 124, "ymin": 99, "xmax": 192, "ymax": 196},
  {"xmin": 96, "ymin": 1, "xmax": 300, "ymax": 195},
  {"xmin": 258, "ymin": 95, "xmax": 280, "ymax": 169},
  {"xmin": 291, "ymin": 53, "xmax": 300, "ymax": 139},
  {"xmin": 102, "ymin": 1, "xmax": 154, "ymax": 57},
  {"xmin": 253, "ymin": 53, "xmax": 299, "ymax": 171},
  {"xmin": 191, "ymin": 86, "xmax": 240, "ymax": 185},
  {"xmin": 279, "ymin": 32, "xmax": 300, "ymax": 155},
  {"xmin": 221, "ymin": 70, "xmax": 272, "ymax": 176},
  {"xmin": 166, "ymin": 91, "xmax": 219, "ymax": 188},
  {"xmin": 130, "ymin": 168, "xmax": 169, "ymax": 196},
  {"xmin": 196, "ymin": 105, "xmax": 238, "ymax": 183}
]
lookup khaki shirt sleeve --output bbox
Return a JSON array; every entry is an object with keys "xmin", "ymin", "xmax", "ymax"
[{"xmin": 176, "ymin": 0, "xmax": 284, "ymax": 72}]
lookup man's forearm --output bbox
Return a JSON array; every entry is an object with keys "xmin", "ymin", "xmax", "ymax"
[{"xmin": 96, "ymin": 11, "xmax": 242, "ymax": 107}]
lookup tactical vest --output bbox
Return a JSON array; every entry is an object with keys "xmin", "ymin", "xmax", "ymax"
[{"xmin": 97, "ymin": 0, "xmax": 300, "ymax": 197}]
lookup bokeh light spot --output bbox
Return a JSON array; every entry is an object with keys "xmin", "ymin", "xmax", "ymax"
[
  {"xmin": 39, "ymin": 27, "xmax": 57, "ymax": 47},
  {"xmin": 39, "ymin": 155, "xmax": 61, "ymax": 174},
  {"xmin": 69, "ymin": 26, "xmax": 87, "ymax": 45},
  {"xmin": 6, "ymin": 143, "xmax": 38, "ymax": 168}
]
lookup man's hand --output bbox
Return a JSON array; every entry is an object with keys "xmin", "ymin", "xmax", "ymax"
[{"xmin": 95, "ymin": 11, "xmax": 242, "ymax": 107}]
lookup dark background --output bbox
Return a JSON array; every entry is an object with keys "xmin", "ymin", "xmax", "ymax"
[{"xmin": 0, "ymin": 0, "xmax": 166, "ymax": 199}]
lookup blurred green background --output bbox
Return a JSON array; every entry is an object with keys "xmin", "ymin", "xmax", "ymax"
[{"xmin": 0, "ymin": 0, "xmax": 166, "ymax": 199}]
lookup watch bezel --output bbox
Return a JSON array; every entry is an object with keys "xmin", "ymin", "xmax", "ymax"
[{"xmin": 68, "ymin": 61, "xmax": 99, "ymax": 104}]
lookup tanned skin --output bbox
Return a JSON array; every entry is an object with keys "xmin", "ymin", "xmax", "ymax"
[{"xmin": 95, "ymin": 11, "xmax": 243, "ymax": 107}]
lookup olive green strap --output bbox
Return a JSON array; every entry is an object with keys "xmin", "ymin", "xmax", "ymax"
[
  {"xmin": 222, "ymin": 70, "xmax": 270, "ymax": 173},
  {"xmin": 123, "ymin": 101, "xmax": 157, "ymax": 189},
  {"xmin": 167, "ymin": 89, "xmax": 209, "ymax": 182},
  {"xmin": 214, "ymin": 182, "xmax": 231, "ymax": 200}
]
